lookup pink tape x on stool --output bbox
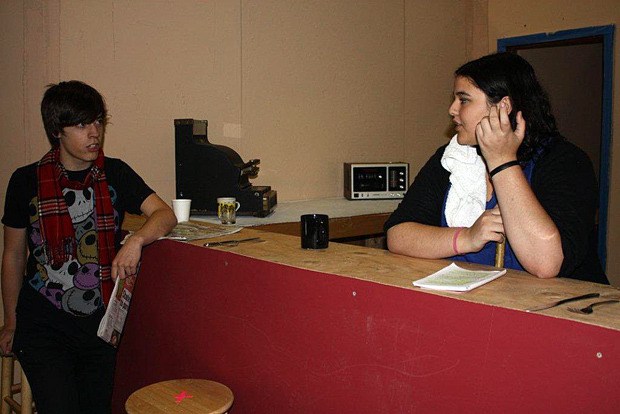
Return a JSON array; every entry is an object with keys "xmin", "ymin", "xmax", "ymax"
[{"xmin": 125, "ymin": 378, "xmax": 233, "ymax": 413}]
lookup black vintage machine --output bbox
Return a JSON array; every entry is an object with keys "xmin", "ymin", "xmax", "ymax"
[{"xmin": 174, "ymin": 118, "xmax": 277, "ymax": 217}]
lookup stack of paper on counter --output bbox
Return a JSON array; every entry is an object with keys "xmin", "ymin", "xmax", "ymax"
[
  {"xmin": 162, "ymin": 221, "xmax": 242, "ymax": 241},
  {"xmin": 122, "ymin": 221, "xmax": 242, "ymax": 244},
  {"xmin": 413, "ymin": 262, "xmax": 506, "ymax": 292},
  {"xmin": 97, "ymin": 275, "xmax": 135, "ymax": 347}
]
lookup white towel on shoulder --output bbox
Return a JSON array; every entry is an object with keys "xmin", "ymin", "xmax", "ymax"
[{"xmin": 440, "ymin": 135, "xmax": 487, "ymax": 227}]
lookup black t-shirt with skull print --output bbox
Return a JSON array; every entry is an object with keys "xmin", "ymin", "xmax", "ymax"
[{"xmin": 2, "ymin": 157, "xmax": 153, "ymax": 320}]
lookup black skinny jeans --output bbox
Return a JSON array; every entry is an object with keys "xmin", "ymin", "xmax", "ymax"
[{"xmin": 13, "ymin": 288, "xmax": 117, "ymax": 414}]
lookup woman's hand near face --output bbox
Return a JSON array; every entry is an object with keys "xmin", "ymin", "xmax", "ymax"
[
  {"xmin": 460, "ymin": 206, "xmax": 505, "ymax": 253},
  {"xmin": 475, "ymin": 102, "xmax": 526, "ymax": 171},
  {"xmin": 474, "ymin": 102, "xmax": 562, "ymax": 277}
]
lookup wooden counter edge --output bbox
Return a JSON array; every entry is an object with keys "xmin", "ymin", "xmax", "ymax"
[
  {"xmin": 124, "ymin": 214, "xmax": 620, "ymax": 332},
  {"xmin": 183, "ymin": 228, "xmax": 620, "ymax": 332}
]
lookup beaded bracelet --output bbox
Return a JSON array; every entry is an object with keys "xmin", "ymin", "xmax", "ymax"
[
  {"xmin": 452, "ymin": 227, "xmax": 464, "ymax": 255},
  {"xmin": 489, "ymin": 160, "xmax": 520, "ymax": 178}
]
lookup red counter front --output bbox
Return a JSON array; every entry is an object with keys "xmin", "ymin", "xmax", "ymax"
[{"xmin": 112, "ymin": 239, "xmax": 619, "ymax": 413}]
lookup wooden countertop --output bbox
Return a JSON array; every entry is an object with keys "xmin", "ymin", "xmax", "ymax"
[{"xmin": 182, "ymin": 227, "xmax": 620, "ymax": 332}]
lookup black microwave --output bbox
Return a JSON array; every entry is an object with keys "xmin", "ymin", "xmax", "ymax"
[{"xmin": 344, "ymin": 162, "xmax": 409, "ymax": 200}]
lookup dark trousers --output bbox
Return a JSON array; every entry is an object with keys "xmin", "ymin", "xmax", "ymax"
[{"xmin": 13, "ymin": 289, "xmax": 117, "ymax": 414}]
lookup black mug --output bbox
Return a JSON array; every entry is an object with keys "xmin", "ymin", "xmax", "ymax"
[{"xmin": 301, "ymin": 214, "xmax": 329, "ymax": 249}]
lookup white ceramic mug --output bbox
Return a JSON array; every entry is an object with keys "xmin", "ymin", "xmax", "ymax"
[
  {"xmin": 217, "ymin": 197, "xmax": 241, "ymax": 224},
  {"xmin": 172, "ymin": 199, "xmax": 192, "ymax": 222}
]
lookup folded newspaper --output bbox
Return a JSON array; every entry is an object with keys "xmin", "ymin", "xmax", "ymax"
[
  {"xmin": 413, "ymin": 262, "xmax": 506, "ymax": 292},
  {"xmin": 98, "ymin": 275, "xmax": 135, "ymax": 347},
  {"xmin": 162, "ymin": 221, "xmax": 242, "ymax": 241},
  {"xmin": 122, "ymin": 221, "xmax": 242, "ymax": 245},
  {"xmin": 103, "ymin": 222, "xmax": 242, "ymax": 346}
]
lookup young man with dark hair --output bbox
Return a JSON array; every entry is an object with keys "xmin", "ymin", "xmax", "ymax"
[{"xmin": 0, "ymin": 80, "xmax": 177, "ymax": 413}]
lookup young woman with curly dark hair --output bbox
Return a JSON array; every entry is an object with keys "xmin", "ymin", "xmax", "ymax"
[{"xmin": 385, "ymin": 52, "xmax": 606, "ymax": 284}]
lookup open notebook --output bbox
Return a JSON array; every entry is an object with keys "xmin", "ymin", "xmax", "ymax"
[{"xmin": 413, "ymin": 262, "xmax": 506, "ymax": 292}]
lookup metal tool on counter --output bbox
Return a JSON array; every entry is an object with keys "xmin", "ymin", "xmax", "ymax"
[
  {"xmin": 203, "ymin": 237, "xmax": 262, "ymax": 247},
  {"xmin": 525, "ymin": 292, "xmax": 600, "ymax": 312},
  {"xmin": 567, "ymin": 299, "xmax": 620, "ymax": 315}
]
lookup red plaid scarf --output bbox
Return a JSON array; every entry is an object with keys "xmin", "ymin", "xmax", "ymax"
[{"xmin": 37, "ymin": 147, "xmax": 116, "ymax": 305}]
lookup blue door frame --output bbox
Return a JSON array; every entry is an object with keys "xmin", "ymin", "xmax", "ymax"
[{"xmin": 498, "ymin": 25, "xmax": 614, "ymax": 270}]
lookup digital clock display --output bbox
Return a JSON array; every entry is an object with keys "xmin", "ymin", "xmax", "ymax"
[
  {"xmin": 344, "ymin": 162, "xmax": 408, "ymax": 200},
  {"xmin": 353, "ymin": 167, "xmax": 386, "ymax": 191}
]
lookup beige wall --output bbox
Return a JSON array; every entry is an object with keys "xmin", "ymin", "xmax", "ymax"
[
  {"xmin": 0, "ymin": 1, "xmax": 475, "ymax": 319},
  {"xmin": 487, "ymin": 0, "xmax": 620, "ymax": 284},
  {"xmin": 1, "ymin": 0, "xmax": 474, "ymax": 202},
  {"xmin": 404, "ymin": 0, "xmax": 484, "ymax": 171}
]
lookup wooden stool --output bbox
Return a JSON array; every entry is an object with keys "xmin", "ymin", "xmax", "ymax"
[
  {"xmin": 0, "ymin": 353, "xmax": 33, "ymax": 414},
  {"xmin": 125, "ymin": 379, "xmax": 233, "ymax": 414}
]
